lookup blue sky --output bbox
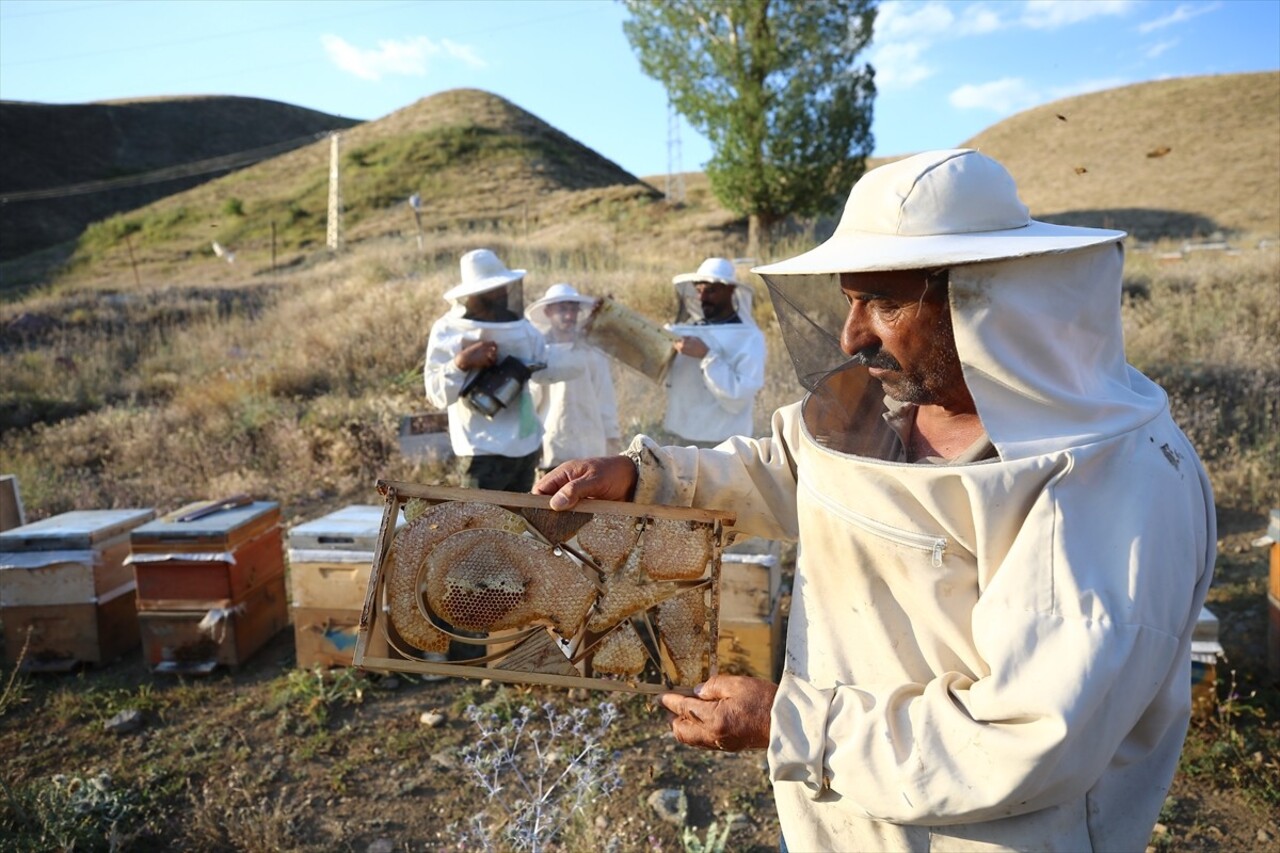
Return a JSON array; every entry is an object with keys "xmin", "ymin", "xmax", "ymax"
[{"xmin": 1, "ymin": 0, "xmax": 1276, "ymax": 180}]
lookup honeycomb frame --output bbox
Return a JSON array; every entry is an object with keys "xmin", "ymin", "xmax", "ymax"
[{"xmin": 354, "ymin": 480, "xmax": 734, "ymax": 694}]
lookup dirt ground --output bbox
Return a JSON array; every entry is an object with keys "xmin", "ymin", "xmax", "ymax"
[{"xmin": 2, "ymin": 513, "xmax": 1276, "ymax": 852}]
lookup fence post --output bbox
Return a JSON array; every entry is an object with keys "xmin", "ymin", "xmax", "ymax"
[{"xmin": 124, "ymin": 231, "xmax": 141, "ymax": 286}]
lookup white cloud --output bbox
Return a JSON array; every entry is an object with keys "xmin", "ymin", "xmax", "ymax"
[
  {"xmin": 1144, "ymin": 38, "xmax": 1179, "ymax": 59},
  {"xmin": 321, "ymin": 34, "xmax": 485, "ymax": 82},
  {"xmin": 1020, "ymin": 0, "xmax": 1134, "ymax": 30},
  {"xmin": 1137, "ymin": 1, "xmax": 1222, "ymax": 34},
  {"xmin": 869, "ymin": 40, "xmax": 936, "ymax": 89},
  {"xmin": 949, "ymin": 74, "xmax": 1132, "ymax": 116},
  {"xmin": 949, "ymin": 77, "xmax": 1041, "ymax": 114},
  {"xmin": 875, "ymin": 1, "xmax": 958, "ymax": 41},
  {"xmin": 872, "ymin": 2, "xmax": 1009, "ymax": 90}
]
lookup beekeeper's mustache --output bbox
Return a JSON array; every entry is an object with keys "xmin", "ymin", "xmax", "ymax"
[{"xmin": 848, "ymin": 347, "xmax": 902, "ymax": 372}]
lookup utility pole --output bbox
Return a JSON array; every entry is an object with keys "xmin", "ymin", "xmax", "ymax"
[
  {"xmin": 326, "ymin": 132, "xmax": 343, "ymax": 252},
  {"xmin": 665, "ymin": 101, "xmax": 685, "ymax": 205}
]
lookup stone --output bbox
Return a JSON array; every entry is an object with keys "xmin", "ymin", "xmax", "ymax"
[
  {"xmin": 647, "ymin": 788, "xmax": 688, "ymax": 826},
  {"xmin": 419, "ymin": 710, "xmax": 446, "ymax": 728},
  {"xmin": 103, "ymin": 709, "xmax": 144, "ymax": 735}
]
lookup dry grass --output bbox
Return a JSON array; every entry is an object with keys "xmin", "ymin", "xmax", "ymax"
[{"xmin": 967, "ymin": 72, "xmax": 1280, "ymax": 241}]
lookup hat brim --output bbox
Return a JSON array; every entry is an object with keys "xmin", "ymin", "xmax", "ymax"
[
  {"xmin": 672, "ymin": 272, "xmax": 742, "ymax": 287},
  {"xmin": 752, "ymin": 220, "xmax": 1125, "ymax": 276},
  {"xmin": 442, "ymin": 270, "xmax": 526, "ymax": 302},
  {"xmin": 526, "ymin": 294, "xmax": 596, "ymax": 327}
]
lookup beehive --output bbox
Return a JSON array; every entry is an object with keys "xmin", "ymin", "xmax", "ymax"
[
  {"xmin": 129, "ymin": 498, "xmax": 286, "ymax": 672},
  {"xmin": 1191, "ymin": 605, "xmax": 1224, "ymax": 721},
  {"xmin": 354, "ymin": 481, "xmax": 734, "ymax": 694},
  {"xmin": 288, "ymin": 505, "xmax": 403, "ymax": 670},
  {"xmin": 1263, "ymin": 509, "xmax": 1280, "ymax": 682},
  {"xmin": 0, "ymin": 509, "xmax": 155, "ymax": 670},
  {"xmin": 715, "ymin": 536, "xmax": 785, "ymax": 681}
]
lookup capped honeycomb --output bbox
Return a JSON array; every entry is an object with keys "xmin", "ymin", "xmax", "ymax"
[
  {"xmin": 591, "ymin": 621, "xmax": 648, "ymax": 676},
  {"xmin": 658, "ymin": 588, "xmax": 708, "ymax": 686},
  {"xmin": 640, "ymin": 516, "xmax": 713, "ymax": 580},
  {"xmin": 577, "ymin": 512, "xmax": 641, "ymax": 572},
  {"xmin": 364, "ymin": 485, "xmax": 728, "ymax": 693}
]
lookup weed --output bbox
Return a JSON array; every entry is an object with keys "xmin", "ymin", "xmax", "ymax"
[
  {"xmin": 0, "ymin": 770, "xmax": 141, "ymax": 852},
  {"xmin": 184, "ymin": 768, "xmax": 301, "ymax": 851},
  {"xmin": 270, "ymin": 665, "xmax": 367, "ymax": 730},
  {"xmin": 0, "ymin": 627, "xmax": 33, "ymax": 717},
  {"xmin": 450, "ymin": 699, "xmax": 623, "ymax": 852},
  {"xmin": 681, "ymin": 816, "xmax": 737, "ymax": 853}
]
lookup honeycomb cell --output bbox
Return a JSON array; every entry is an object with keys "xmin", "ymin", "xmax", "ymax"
[
  {"xmin": 386, "ymin": 501, "xmax": 527, "ymax": 652},
  {"xmin": 591, "ymin": 621, "xmax": 648, "ymax": 676},
  {"xmin": 640, "ymin": 517, "xmax": 713, "ymax": 580},
  {"xmin": 425, "ymin": 528, "xmax": 596, "ymax": 635},
  {"xmin": 658, "ymin": 587, "xmax": 709, "ymax": 686}
]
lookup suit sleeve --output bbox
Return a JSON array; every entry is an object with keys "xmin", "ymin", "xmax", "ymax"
[{"xmin": 697, "ymin": 330, "xmax": 766, "ymax": 415}]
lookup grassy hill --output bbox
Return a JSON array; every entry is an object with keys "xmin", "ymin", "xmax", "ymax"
[
  {"xmin": 0, "ymin": 96, "xmax": 359, "ymax": 262},
  {"xmin": 962, "ymin": 71, "xmax": 1280, "ymax": 241}
]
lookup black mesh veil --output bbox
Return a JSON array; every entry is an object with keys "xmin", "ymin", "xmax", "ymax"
[{"xmin": 759, "ymin": 271, "xmax": 903, "ymax": 459}]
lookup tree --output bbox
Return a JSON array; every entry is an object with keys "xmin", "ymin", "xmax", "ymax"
[{"xmin": 622, "ymin": 0, "xmax": 876, "ymax": 252}]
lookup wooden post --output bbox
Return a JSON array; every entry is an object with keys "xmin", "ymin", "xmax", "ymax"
[
  {"xmin": 326, "ymin": 132, "xmax": 343, "ymax": 252},
  {"xmin": 271, "ymin": 221, "xmax": 277, "ymax": 273},
  {"xmin": 124, "ymin": 231, "xmax": 141, "ymax": 286}
]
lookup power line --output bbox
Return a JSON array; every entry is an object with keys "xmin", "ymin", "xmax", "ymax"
[{"xmin": 0, "ymin": 131, "xmax": 334, "ymax": 203}]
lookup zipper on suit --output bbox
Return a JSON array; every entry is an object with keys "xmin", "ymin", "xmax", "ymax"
[{"xmin": 800, "ymin": 478, "xmax": 948, "ymax": 567}]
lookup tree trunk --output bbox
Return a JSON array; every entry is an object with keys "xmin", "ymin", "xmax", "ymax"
[{"xmin": 748, "ymin": 212, "xmax": 775, "ymax": 260}]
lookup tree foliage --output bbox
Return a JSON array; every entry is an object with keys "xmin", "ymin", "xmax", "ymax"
[{"xmin": 622, "ymin": 0, "xmax": 876, "ymax": 244}]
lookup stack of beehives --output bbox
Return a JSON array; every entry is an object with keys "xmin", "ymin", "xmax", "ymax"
[
  {"xmin": 0, "ymin": 509, "xmax": 155, "ymax": 671},
  {"xmin": 129, "ymin": 498, "xmax": 287, "ymax": 673}
]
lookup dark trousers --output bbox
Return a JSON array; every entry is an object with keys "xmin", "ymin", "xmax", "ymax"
[
  {"xmin": 450, "ymin": 450, "xmax": 538, "ymax": 659},
  {"xmin": 458, "ymin": 450, "xmax": 539, "ymax": 493}
]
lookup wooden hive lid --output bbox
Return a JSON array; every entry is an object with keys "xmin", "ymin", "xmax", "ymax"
[
  {"xmin": 0, "ymin": 509, "xmax": 156, "ymax": 551},
  {"xmin": 130, "ymin": 497, "xmax": 280, "ymax": 551}
]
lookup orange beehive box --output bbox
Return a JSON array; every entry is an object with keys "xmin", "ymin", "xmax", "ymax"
[
  {"xmin": 0, "ymin": 509, "xmax": 155, "ymax": 670},
  {"xmin": 129, "ymin": 498, "xmax": 284, "ymax": 609},
  {"xmin": 354, "ymin": 481, "xmax": 734, "ymax": 694},
  {"xmin": 288, "ymin": 505, "xmax": 403, "ymax": 670},
  {"xmin": 137, "ymin": 573, "xmax": 289, "ymax": 673}
]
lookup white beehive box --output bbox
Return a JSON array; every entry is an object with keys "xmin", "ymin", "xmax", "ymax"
[
  {"xmin": 0, "ymin": 508, "xmax": 155, "ymax": 669},
  {"xmin": 288, "ymin": 504, "xmax": 404, "ymax": 669}
]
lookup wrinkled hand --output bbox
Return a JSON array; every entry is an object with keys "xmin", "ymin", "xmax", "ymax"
[
  {"xmin": 532, "ymin": 455, "xmax": 637, "ymax": 510},
  {"xmin": 660, "ymin": 675, "xmax": 776, "ymax": 752},
  {"xmin": 674, "ymin": 335, "xmax": 710, "ymax": 359},
  {"xmin": 456, "ymin": 339, "xmax": 498, "ymax": 371}
]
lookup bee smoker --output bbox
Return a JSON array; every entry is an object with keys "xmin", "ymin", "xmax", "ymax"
[{"xmin": 461, "ymin": 356, "xmax": 543, "ymax": 417}]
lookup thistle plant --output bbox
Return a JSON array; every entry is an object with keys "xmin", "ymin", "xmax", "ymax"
[{"xmin": 451, "ymin": 700, "xmax": 623, "ymax": 852}]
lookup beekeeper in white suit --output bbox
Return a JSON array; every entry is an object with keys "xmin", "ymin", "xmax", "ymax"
[
  {"xmin": 662, "ymin": 257, "xmax": 767, "ymax": 446},
  {"xmin": 525, "ymin": 282, "xmax": 622, "ymax": 473},
  {"xmin": 423, "ymin": 249, "xmax": 582, "ymax": 494},
  {"xmin": 536, "ymin": 149, "xmax": 1216, "ymax": 852}
]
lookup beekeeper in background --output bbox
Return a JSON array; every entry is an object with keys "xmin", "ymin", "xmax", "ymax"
[
  {"xmin": 525, "ymin": 282, "xmax": 622, "ymax": 475},
  {"xmin": 662, "ymin": 257, "xmax": 767, "ymax": 446},
  {"xmin": 423, "ymin": 248, "xmax": 582, "ymax": 494},
  {"xmin": 536, "ymin": 150, "xmax": 1216, "ymax": 852}
]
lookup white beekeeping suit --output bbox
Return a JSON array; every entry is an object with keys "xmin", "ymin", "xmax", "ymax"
[
  {"xmin": 622, "ymin": 151, "xmax": 1215, "ymax": 852},
  {"xmin": 525, "ymin": 283, "xmax": 621, "ymax": 469},
  {"xmin": 662, "ymin": 257, "xmax": 767, "ymax": 444}
]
